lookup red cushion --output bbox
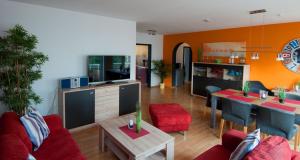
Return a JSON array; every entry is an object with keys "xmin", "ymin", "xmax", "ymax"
[
  {"xmin": 194, "ymin": 145, "xmax": 231, "ymax": 160},
  {"xmin": 0, "ymin": 112, "xmax": 32, "ymax": 152},
  {"xmin": 0, "ymin": 134, "xmax": 30, "ymax": 160},
  {"xmin": 244, "ymin": 136, "xmax": 292, "ymax": 160},
  {"xmin": 32, "ymin": 129, "xmax": 85, "ymax": 160},
  {"xmin": 149, "ymin": 103, "xmax": 192, "ymax": 132}
]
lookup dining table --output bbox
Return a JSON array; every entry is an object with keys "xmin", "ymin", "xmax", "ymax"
[{"xmin": 210, "ymin": 89, "xmax": 300, "ymax": 129}]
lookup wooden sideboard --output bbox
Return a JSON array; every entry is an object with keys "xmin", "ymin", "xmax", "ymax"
[
  {"xmin": 191, "ymin": 62, "xmax": 250, "ymax": 97},
  {"xmin": 58, "ymin": 81, "xmax": 141, "ymax": 131}
]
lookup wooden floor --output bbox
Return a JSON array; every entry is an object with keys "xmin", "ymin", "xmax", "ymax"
[
  {"xmin": 71, "ymin": 85, "xmax": 298, "ymax": 160},
  {"xmin": 71, "ymin": 85, "xmax": 220, "ymax": 160}
]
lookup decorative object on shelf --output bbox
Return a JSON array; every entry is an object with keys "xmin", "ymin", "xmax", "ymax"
[
  {"xmin": 208, "ymin": 67, "xmax": 223, "ymax": 79},
  {"xmin": 152, "ymin": 60, "xmax": 169, "ymax": 89},
  {"xmin": 250, "ymin": 53, "xmax": 259, "ymax": 60},
  {"xmin": 228, "ymin": 54, "xmax": 235, "ymax": 64},
  {"xmin": 198, "ymin": 48, "xmax": 203, "ymax": 62},
  {"xmin": 243, "ymin": 81, "xmax": 250, "ymax": 97},
  {"xmin": 239, "ymin": 57, "xmax": 246, "ymax": 64},
  {"xmin": 278, "ymin": 88, "xmax": 286, "ymax": 103},
  {"xmin": 279, "ymin": 38, "xmax": 300, "ymax": 73},
  {"xmin": 136, "ymin": 103, "xmax": 142, "ymax": 134},
  {"xmin": 0, "ymin": 25, "xmax": 48, "ymax": 115},
  {"xmin": 215, "ymin": 59, "xmax": 222, "ymax": 64}
]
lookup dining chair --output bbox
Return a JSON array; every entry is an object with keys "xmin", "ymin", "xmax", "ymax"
[
  {"xmin": 248, "ymin": 81, "xmax": 274, "ymax": 96},
  {"xmin": 256, "ymin": 107, "xmax": 299, "ymax": 150},
  {"xmin": 219, "ymin": 98, "xmax": 254, "ymax": 138},
  {"xmin": 286, "ymin": 93, "xmax": 300, "ymax": 149},
  {"xmin": 205, "ymin": 86, "xmax": 222, "ymax": 118}
]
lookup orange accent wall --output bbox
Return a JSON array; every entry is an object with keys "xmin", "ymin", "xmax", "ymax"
[{"xmin": 163, "ymin": 22, "xmax": 300, "ymax": 89}]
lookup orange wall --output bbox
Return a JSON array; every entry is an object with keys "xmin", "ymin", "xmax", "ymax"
[{"xmin": 163, "ymin": 22, "xmax": 300, "ymax": 89}]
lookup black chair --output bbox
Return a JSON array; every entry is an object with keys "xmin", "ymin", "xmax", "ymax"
[
  {"xmin": 204, "ymin": 86, "xmax": 222, "ymax": 118},
  {"xmin": 219, "ymin": 98, "xmax": 255, "ymax": 138},
  {"xmin": 248, "ymin": 81, "xmax": 274, "ymax": 96},
  {"xmin": 256, "ymin": 107, "xmax": 298, "ymax": 150}
]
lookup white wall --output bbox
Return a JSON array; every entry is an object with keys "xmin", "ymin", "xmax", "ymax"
[
  {"xmin": 0, "ymin": 0, "xmax": 136, "ymax": 115},
  {"xmin": 136, "ymin": 32, "xmax": 163, "ymax": 86}
]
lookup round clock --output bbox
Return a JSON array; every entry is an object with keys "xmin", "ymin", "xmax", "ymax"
[{"xmin": 281, "ymin": 38, "xmax": 300, "ymax": 73}]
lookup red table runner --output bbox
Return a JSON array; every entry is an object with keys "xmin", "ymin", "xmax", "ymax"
[
  {"xmin": 261, "ymin": 102, "xmax": 296, "ymax": 112},
  {"xmin": 272, "ymin": 97, "xmax": 300, "ymax": 105},
  {"xmin": 216, "ymin": 90, "xmax": 237, "ymax": 96},
  {"xmin": 248, "ymin": 92, "xmax": 260, "ymax": 98},
  {"xmin": 227, "ymin": 95, "xmax": 256, "ymax": 103},
  {"xmin": 119, "ymin": 124, "xmax": 149, "ymax": 140}
]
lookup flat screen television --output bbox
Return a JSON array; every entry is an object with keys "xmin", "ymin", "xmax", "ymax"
[{"xmin": 87, "ymin": 55, "xmax": 131, "ymax": 83}]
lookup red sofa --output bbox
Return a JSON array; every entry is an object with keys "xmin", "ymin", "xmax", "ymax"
[
  {"xmin": 0, "ymin": 112, "xmax": 85, "ymax": 160},
  {"xmin": 194, "ymin": 129, "xmax": 300, "ymax": 160}
]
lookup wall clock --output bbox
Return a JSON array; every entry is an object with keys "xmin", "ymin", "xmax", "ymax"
[{"xmin": 282, "ymin": 38, "xmax": 300, "ymax": 73}]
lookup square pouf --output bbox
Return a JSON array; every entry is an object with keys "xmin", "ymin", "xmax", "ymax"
[{"xmin": 149, "ymin": 103, "xmax": 192, "ymax": 133}]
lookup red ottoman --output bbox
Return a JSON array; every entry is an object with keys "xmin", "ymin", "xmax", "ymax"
[{"xmin": 149, "ymin": 103, "xmax": 192, "ymax": 133}]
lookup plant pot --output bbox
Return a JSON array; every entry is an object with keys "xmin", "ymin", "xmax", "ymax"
[
  {"xmin": 279, "ymin": 98, "xmax": 285, "ymax": 104},
  {"xmin": 243, "ymin": 92, "xmax": 248, "ymax": 97},
  {"xmin": 160, "ymin": 83, "xmax": 165, "ymax": 89}
]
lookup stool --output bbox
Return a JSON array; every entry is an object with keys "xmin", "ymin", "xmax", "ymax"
[{"xmin": 149, "ymin": 103, "xmax": 192, "ymax": 137}]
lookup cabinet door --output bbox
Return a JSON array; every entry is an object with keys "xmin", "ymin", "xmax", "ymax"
[
  {"xmin": 119, "ymin": 83, "xmax": 140, "ymax": 116},
  {"xmin": 95, "ymin": 86, "xmax": 119, "ymax": 122},
  {"xmin": 65, "ymin": 89, "xmax": 95, "ymax": 129}
]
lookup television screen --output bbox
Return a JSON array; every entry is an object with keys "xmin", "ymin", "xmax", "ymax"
[{"xmin": 88, "ymin": 55, "xmax": 130, "ymax": 83}]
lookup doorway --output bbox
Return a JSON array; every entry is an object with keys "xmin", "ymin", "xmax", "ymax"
[
  {"xmin": 136, "ymin": 43, "xmax": 151, "ymax": 87},
  {"xmin": 172, "ymin": 43, "xmax": 192, "ymax": 87}
]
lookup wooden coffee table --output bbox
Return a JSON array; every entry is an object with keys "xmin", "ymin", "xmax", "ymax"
[{"xmin": 99, "ymin": 115, "xmax": 174, "ymax": 160}]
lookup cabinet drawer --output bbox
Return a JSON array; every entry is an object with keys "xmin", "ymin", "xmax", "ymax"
[
  {"xmin": 95, "ymin": 95, "xmax": 119, "ymax": 103},
  {"xmin": 95, "ymin": 87, "xmax": 119, "ymax": 96},
  {"xmin": 95, "ymin": 102, "xmax": 118, "ymax": 112}
]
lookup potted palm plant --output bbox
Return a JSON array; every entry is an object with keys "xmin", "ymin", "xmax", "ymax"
[
  {"xmin": 152, "ymin": 60, "xmax": 169, "ymax": 89},
  {"xmin": 0, "ymin": 25, "xmax": 48, "ymax": 115}
]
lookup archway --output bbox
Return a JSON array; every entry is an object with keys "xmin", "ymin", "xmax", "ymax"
[{"xmin": 172, "ymin": 42, "xmax": 192, "ymax": 87}]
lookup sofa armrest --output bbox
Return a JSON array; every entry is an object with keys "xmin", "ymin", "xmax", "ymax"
[
  {"xmin": 222, "ymin": 129, "xmax": 246, "ymax": 151},
  {"xmin": 43, "ymin": 115, "xmax": 63, "ymax": 133}
]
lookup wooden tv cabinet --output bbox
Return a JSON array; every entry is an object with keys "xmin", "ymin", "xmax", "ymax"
[{"xmin": 58, "ymin": 81, "xmax": 141, "ymax": 131}]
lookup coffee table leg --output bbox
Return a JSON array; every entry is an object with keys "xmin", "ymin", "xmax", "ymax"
[
  {"xmin": 166, "ymin": 141, "xmax": 174, "ymax": 160},
  {"xmin": 101, "ymin": 128, "xmax": 106, "ymax": 152}
]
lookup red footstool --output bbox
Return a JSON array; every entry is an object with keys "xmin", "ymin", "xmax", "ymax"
[{"xmin": 149, "ymin": 103, "xmax": 192, "ymax": 133}]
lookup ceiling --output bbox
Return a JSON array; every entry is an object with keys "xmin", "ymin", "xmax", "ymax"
[{"xmin": 10, "ymin": 0, "xmax": 300, "ymax": 34}]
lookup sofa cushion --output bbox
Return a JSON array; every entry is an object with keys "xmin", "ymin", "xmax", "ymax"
[
  {"xmin": 149, "ymin": 103, "xmax": 192, "ymax": 127},
  {"xmin": 194, "ymin": 145, "xmax": 231, "ymax": 160},
  {"xmin": 230, "ymin": 129, "xmax": 260, "ymax": 160},
  {"xmin": 244, "ymin": 136, "xmax": 292, "ymax": 160},
  {"xmin": 0, "ymin": 112, "xmax": 32, "ymax": 152},
  {"xmin": 0, "ymin": 134, "xmax": 30, "ymax": 160},
  {"xmin": 20, "ymin": 107, "xmax": 50, "ymax": 150},
  {"xmin": 32, "ymin": 128, "xmax": 85, "ymax": 160}
]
